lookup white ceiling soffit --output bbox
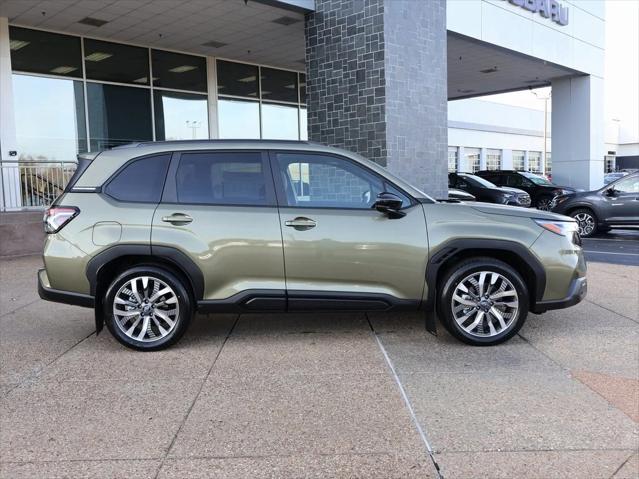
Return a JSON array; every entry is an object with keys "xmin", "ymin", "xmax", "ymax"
[
  {"xmin": 448, "ymin": 32, "xmax": 583, "ymax": 100},
  {"xmin": 1, "ymin": 0, "xmax": 307, "ymax": 71}
]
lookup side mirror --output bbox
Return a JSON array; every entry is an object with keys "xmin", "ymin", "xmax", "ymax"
[
  {"xmin": 605, "ymin": 187, "xmax": 617, "ymax": 197},
  {"xmin": 373, "ymin": 192, "xmax": 406, "ymax": 219}
]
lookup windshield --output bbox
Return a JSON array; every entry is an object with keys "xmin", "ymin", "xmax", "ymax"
[
  {"xmin": 459, "ymin": 174, "xmax": 497, "ymax": 189},
  {"xmin": 521, "ymin": 172, "xmax": 552, "ymax": 185}
]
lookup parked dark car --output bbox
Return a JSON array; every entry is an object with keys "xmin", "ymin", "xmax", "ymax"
[
  {"xmin": 448, "ymin": 172, "xmax": 531, "ymax": 207},
  {"xmin": 551, "ymin": 172, "xmax": 639, "ymax": 237},
  {"xmin": 476, "ymin": 170, "xmax": 577, "ymax": 210},
  {"xmin": 448, "ymin": 188, "xmax": 476, "ymax": 202}
]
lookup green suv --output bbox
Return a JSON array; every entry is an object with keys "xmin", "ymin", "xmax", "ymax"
[{"xmin": 39, "ymin": 140, "xmax": 587, "ymax": 350}]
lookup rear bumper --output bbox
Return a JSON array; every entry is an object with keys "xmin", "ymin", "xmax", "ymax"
[
  {"xmin": 38, "ymin": 269, "xmax": 94, "ymax": 308},
  {"xmin": 531, "ymin": 276, "xmax": 587, "ymax": 313}
]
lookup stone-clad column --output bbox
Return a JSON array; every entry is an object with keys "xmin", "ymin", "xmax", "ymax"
[{"xmin": 305, "ymin": 0, "xmax": 448, "ymax": 198}]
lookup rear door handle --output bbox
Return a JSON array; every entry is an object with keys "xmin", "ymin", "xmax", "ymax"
[
  {"xmin": 161, "ymin": 213, "xmax": 193, "ymax": 225},
  {"xmin": 285, "ymin": 217, "xmax": 316, "ymax": 230}
]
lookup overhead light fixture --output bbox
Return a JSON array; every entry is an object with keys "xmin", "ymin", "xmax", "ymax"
[
  {"xmin": 9, "ymin": 40, "xmax": 29, "ymax": 51},
  {"xmin": 50, "ymin": 66, "xmax": 77, "ymax": 74},
  {"xmin": 284, "ymin": 84, "xmax": 296, "ymax": 89},
  {"xmin": 480, "ymin": 66, "xmax": 498, "ymax": 74},
  {"xmin": 133, "ymin": 77, "xmax": 148, "ymax": 83},
  {"xmin": 272, "ymin": 15, "xmax": 301, "ymax": 25},
  {"xmin": 78, "ymin": 16, "xmax": 109, "ymax": 27},
  {"xmin": 237, "ymin": 75, "xmax": 256, "ymax": 83},
  {"xmin": 169, "ymin": 65, "xmax": 197, "ymax": 73},
  {"xmin": 201, "ymin": 40, "xmax": 228, "ymax": 48},
  {"xmin": 84, "ymin": 52, "xmax": 113, "ymax": 62}
]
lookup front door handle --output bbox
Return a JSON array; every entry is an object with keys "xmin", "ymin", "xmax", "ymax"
[
  {"xmin": 285, "ymin": 217, "xmax": 316, "ymax": 230},
  {"xmin": 161, "ymin": 213, "xmax": 193, "ymax": 225}
]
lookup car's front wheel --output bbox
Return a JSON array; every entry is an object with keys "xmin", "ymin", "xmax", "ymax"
[
  {"xmin": 536, "ymin": 196, "xmax": 553, "ymax": 211},
  {"xmin": 570, "ymin": 208, "xmax": 598, "ymax": 238},
  {"xmin": 104, "ymin": 266, "xmax": 193, "ymax": 351},
  {"xmin": 438, "ymin": 258, "xmax": 529, "ymax": 346}
]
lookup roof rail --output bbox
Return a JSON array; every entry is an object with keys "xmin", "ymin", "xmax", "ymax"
[{"xmin": 134, "ymin": 139, "xmax": 317, "ymax": 147}]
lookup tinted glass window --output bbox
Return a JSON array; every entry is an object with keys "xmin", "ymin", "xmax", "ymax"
[
  {"xmin": 299, "ymin": 73, "xmax": 306, "ymax": 104},
  {"xmin": 84, "ymin": 39, "xmax": 149, "ymax": 84},
  {"xmin": 507, "ymin": 174, "xmax": 531, "ymax": 187},
  {"xmin": 261, "ymin": 67, "xmax": 297, "ymax": 102},
  {"xmin": 218, "ymin": 99, "xmax": 260, "ymax": 139},
  {"xmin": 216, "ymin": 60, "xmax": 258, "ymax": 98},
  {"xmin": 152, "ymin": 50, "xmax": 207, "ymax": 92},
  {"xmin": 105, "ymin": 154, "xmax": 170, "ymax": 202},
  {"xmin": 87, "ymin": 83, "xmax": 152, "ymax": 150},
  {"xmin": 9, "ymin": 27, "xmax": 82, "ymax": 78},
  {"xmin": 276, "ymin": 153, "xmax": 408, "ymax": 209},
  {"xmin": 154, "ymin": 90, "xmax": 208, "ymax": 140},
  {"xmin": 176, "ymin": 152, "xmax": 267, "ymax": 205}
]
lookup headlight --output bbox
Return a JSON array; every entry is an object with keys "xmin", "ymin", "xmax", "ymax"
[{"xmin": 533, "ymin": 219, "xmax": 579, "ymax": 237}]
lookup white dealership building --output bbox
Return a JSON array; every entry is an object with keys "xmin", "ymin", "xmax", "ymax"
[{"xmin": 0, "ymin": 0, "xmax": 612, "ymax": 210}]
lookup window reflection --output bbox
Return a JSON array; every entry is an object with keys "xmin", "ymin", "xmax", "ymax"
[
  {"xmin": 261, "ymin": 67, "xmax": 297, "ymax": 103},
  {"xmin": 152, "ymin": 50, "xmax": 207, "ymax": 93},
  {"xmin": 87, "ymin": 83, "xmax": 152, "ymax": 150},
  {"xmin": 261, "ymin": 103, "xmax": 299, "ymax": 140},
  {"xmin": 84, "ymin": 39, "xmax": 149, "ymax": 85},
  {"xmin": 9, "ymin": 27, "xmax": 82, "ymax": 78},
  {"xmin": 216, "ymin": 60, "xmax": 258, "ymax": 98},
  {"xmin": 12, "ymin": 74, "xmax": 87, "ymax": 162},
  {"xmin": 154, "ymin": 91, "xmax": 208, "ymax": 140},
  {"xmin": 218, "ymin": 99, "xmax": 260, "ymax": 139}
]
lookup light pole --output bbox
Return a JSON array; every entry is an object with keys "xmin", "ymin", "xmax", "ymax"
[
  {"xmin": 531, "ymin": 89, "xmax": 551, "ymax": 177},
  {"xmin": 186, "ymin": 120, "xmax": 202, "ymax": 139}
]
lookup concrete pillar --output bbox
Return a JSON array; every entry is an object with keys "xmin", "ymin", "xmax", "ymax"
[
  {"xmin": 457, "ymin": 146, "xmax": 468, "ymax": 172},
  {"xmin": 551, "ymin": 75, "xmax": 604, "ymax": 189},
  {"xmin": 523, "ymin": 150, "xmax": 530, "ymax": 172},
  {"xmin": 305, "ymin": 0, "xmax": 448, "ymax": 198},
  {"xmin": 0, "ymin": 17, "xmax": 21, "ymax": 210},
  {"xmin": 502, "ymin": 149, "xmax": 514, "ymax": 170},
  {"xmin": 479, "ymin": 148, "xmax": 487, "ymax": 171}
]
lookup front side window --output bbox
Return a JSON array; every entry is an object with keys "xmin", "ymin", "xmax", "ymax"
[
  {"xmin": 275, "ymin": 153, "xmax": 409, "ymax": 209},
  {"xmin": 105, "ymin": 154, "xmax": 170, "ymax": 203},
  {"xmin": 175, "ymin": 152, "xmax": 268, "ymax": 205},
  {"xmin": 612, "ymin": 176, "xmax": 639, "ymax": 193}
]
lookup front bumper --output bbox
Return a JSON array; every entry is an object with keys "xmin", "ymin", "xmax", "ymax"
[
  {"xmin": 38, "ymin": 269, "xmax": 94, "ymax": 308},
  {"xmin": 531, "ymin": 276, "xmax": 587, "ymax": 313}
]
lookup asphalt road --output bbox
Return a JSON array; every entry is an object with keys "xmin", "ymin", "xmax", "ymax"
[{"xmin": 582, "ymin": 228, "xmax": 639, "ymax": 266}]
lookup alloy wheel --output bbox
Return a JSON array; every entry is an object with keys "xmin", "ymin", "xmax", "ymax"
[
  {"xmin": 451, "ymin": 271, "xmax": 519, "ymax": 338},
  {"xmin": 113, "ymin": 276, "xmax": 179, "ymax": 343},
  {"xmin": 573, "ymin": 212, "xmax": 596, "ymax": 237},
  {"xmin": 537, "ymin": 198, "xmax": 552, "ymax": 211}
]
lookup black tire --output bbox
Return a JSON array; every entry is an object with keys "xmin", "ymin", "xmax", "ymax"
[
  {"xmin": 103, "ymin": 265, "xmax": 193, "ymax": 351},
  {"xmin": 438, "ymin": 257, "xmax": 529, "ymax": 346},
  {"xmin": 536, "ymin": 195, "xmax": 553, "ymax": 211},
  {"xmin": 569, "ymin": 208, "xmax": 598, "ymax": 238}
]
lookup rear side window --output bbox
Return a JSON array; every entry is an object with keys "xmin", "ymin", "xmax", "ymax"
[
  {"xmin": 175, "ymin": 152, "xmax": 267, "ymax": 205},
  {"xmin": 105, "ymin": 154, "xmax": 170, "ymax": 203}
]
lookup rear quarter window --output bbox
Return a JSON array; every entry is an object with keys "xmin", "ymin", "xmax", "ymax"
[{"xmin": 104, "ymin": 154, "xmax": 171, "ymax": 203}]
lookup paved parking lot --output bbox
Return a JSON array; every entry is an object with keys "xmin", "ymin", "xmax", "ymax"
[{"xmin": 1, "ymin": 239, "xmax": 637, "ymax": 478}]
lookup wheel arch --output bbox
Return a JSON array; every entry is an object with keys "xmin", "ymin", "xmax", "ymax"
[{"xmin": 425, "ymin": 239, "xmax": 546, "ymax": 313}]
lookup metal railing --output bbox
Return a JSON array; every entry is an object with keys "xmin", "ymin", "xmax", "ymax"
[{"xmin": 0, "ymin": 161, "xmax": 78, "ymax": 211}]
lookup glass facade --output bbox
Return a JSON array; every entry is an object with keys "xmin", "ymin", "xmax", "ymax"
[
  {"xmin": 604, "ymin": 155, "xmax": 615, "ymax": 173},
  {"xmin": 447, "ymin": 146, "xmax": 458, "ymax": 172},
  {"xmin": 486, "ymin": 149, "xmax": 501, "ymax": 170},
  {"xmin": 546, "ymin": 152, "xmax": 552, "ymax": 176},
  {"xmin": 8, "ymin": 27, "xmax": 308, "ymax": 162},
  {"xmin": 216, "ymin": 59, "xmax": 307, "ymax": 141}
]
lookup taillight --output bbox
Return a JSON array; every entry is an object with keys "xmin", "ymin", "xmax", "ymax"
[{"xmin": 43, "ymin": 206, "xmax": 79, "ymax": 234}]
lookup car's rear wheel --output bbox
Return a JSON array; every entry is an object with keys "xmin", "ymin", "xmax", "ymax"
[
  {"xmin": 438, "ymin": 258, "xmax": 529, "ymax": 346},
  {"xmin": 104, "ymin": 266, "xmax": 192, "ymax": 351},
  {"xmin": 570, "ymin": 208, "xmax": 598, "ymax": 238}
]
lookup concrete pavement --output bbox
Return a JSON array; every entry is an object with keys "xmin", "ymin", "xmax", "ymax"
[{"xmin": 0, "ymin": 254, "xmax": 637, "ymax": 478}]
